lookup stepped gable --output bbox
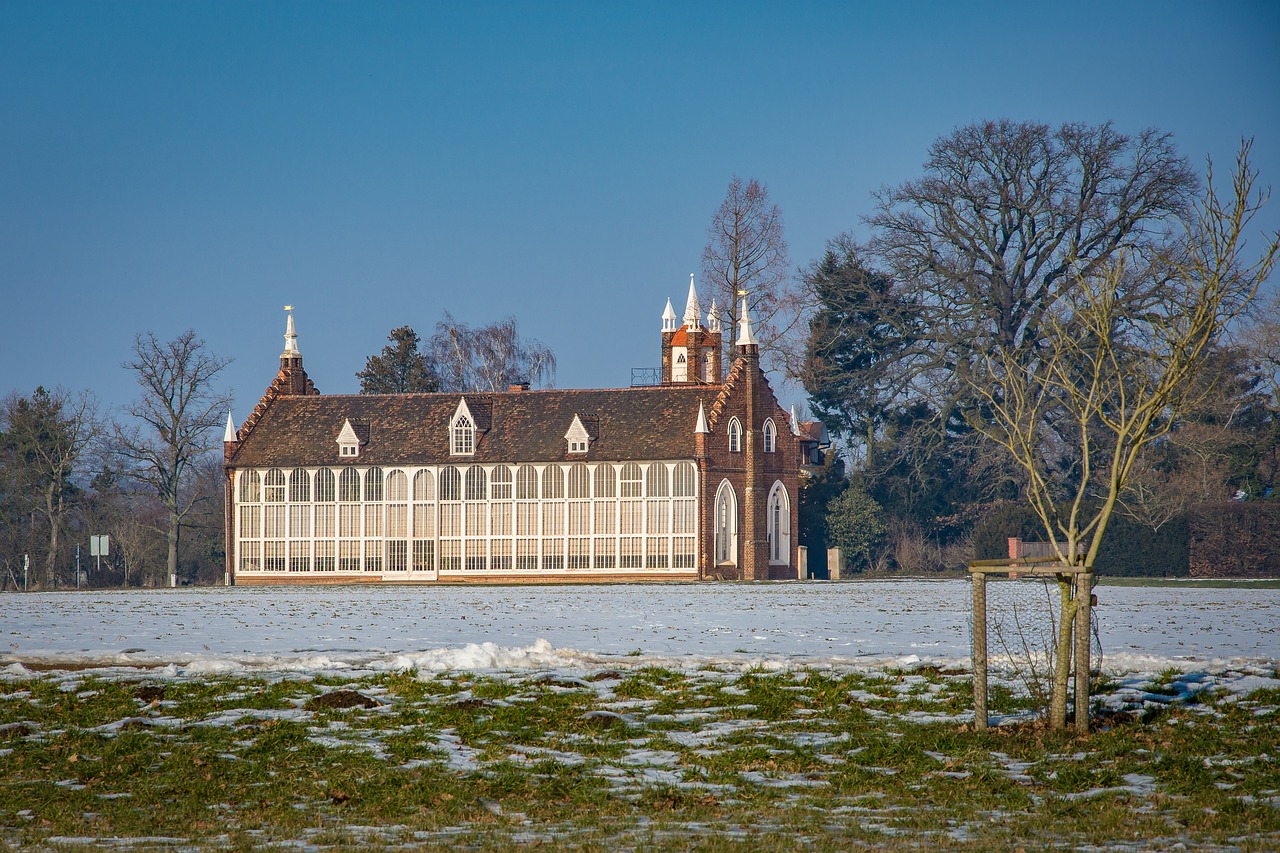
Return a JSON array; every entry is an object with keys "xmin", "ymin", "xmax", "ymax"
[
  {"xmin": 706, "ymin": 357, "xmax": 747, "ymax": 429},
  {"xmin": 235, "ymin": 363, "xmax": 318, "ymax": 446},
  {"xmin": 227, "ymin": 385, "xmax": 720, "ymax": 469}
]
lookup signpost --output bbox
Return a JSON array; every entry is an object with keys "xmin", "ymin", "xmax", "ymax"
[{"xmin": 90, "ymin": 535, "xmax": 109, "ymax": 582}]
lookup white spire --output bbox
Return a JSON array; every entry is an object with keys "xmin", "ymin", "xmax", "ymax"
[
  {"xmin": 695, "ymin": 400, "xmax": 710, "ymax": 434},
  {"xmin": 282, "ymin": 306, "xmax": 300, "ymax": 357},
  {"xmin": 707, "ymin": 298, "xmax": 722, "ymax": 334},
  {"xmin": 224, "ymin": 411, "xmax": 237, "ymax": 443},
  {"xmin": 790, "ymin": 404, "xmax": 803, "ymax": 436},
  {"xmin": 682, "ymin": 274, "xmax": 701, "ymax": 330},
  {"xmin": 661, "ymin": 298, "xmax": 678, "ymax": 332},
  {"xmin": 735, "ymin": 292, "xmax": 758, "ymax": 346}
]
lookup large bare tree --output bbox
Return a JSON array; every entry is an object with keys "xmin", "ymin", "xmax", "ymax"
[
  {"xmin": 0, "ymin": 386, "xmax": 103, "ymax": 587},
  {"xmin": 966, "ymin": 143, "xmax": 1279, "ymax": 730},
  {"xmin": 867, "ymin": 119, "xmax": 1199, "ymax": 400},
  {"xmin": 427, "ymin": 312, "xmax": 556, "ymax": 392},
  {"xmin": 116, "ymin": 330, "xmax": 231, "ymax": 586},
  {"xmin": 701, "ymin": 176, "xmax": 800, "ymax": 374}
]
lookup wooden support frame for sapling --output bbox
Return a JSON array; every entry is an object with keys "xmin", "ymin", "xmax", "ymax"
[{"xmin": 969, "ymin": 557, "xmax": 1093, "ymax": 734}]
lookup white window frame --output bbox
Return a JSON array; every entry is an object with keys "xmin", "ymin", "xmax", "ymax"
[
  {"xmin": 714, "ymin": 479, "xmax": 738, "ymax": 566},
  {"xmin": 767, "ymin": 480, "xmax": 790, "ymax": 565},
  {"xmin": 451, "ymin": 399, "xmax": 476, "ymax": 456},
  {"xmin": 727, "ymin": 417, "xmax": 742, "ymax": 453}
]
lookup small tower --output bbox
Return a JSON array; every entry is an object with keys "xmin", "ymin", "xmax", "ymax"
[
  {"xmin": 661, "ymin": 276, "xmax": 723, "ymax": 384},
  {"xmin": 278, "ymin": 306, "xmax": 313, "ymax": 396}
]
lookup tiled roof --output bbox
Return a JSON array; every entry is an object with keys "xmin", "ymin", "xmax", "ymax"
[{"xmin": 227, "ymin": 386, "xmax": 723, "ymax": 469}]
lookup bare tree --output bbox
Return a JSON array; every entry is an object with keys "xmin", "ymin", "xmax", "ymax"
[
  {"xmin": 701, "ymin": 176, "xmax": 801, "ymax": 374},
  {"xmin": 1243, "ymin": 288, "xmax": 1280, "ymax": 403},
  {"xmin": 867, "ymin": 119, "xmax": 1199, "ymax": 404},
  {"xmin": 0, "ymin": 387, "xmax": 103, "ymax": 587},
  {"xmin": 116, "ymin": 330, "xmax": 232, "ymax": 586},
  {"xmin": 965, "ymin": 143, "xmax": 1279, "ymax": 729},
  {"xmin": 427, "ymin": 312, "xmax": 556, "ymax": 392}
]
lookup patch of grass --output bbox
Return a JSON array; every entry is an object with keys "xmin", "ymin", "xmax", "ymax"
[{"xmin": 0, "ymin": 667, "xmax": 1277, "ymax": 850}]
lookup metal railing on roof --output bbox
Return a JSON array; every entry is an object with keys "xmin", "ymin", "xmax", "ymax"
[{"xmin": 630, "ymin": 367, "xmax": 661, "ymax": 387}]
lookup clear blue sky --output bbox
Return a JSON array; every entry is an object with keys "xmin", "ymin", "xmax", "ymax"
[{"xmin": 2, "ymin": 0, "xmax": 1277, "ymax": 422}]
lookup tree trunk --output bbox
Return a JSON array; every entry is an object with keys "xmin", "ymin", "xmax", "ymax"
[
  {"xmin": 1049, "ymin": 576, "xmax": 1078, "ymax": 730},
  {"xmin": 167, "ymin": 507, "xmax": 180, "ymax": 587},
  {"xmin": 43, "ymin": 487, "xmax": 60, "ymax": 587}
]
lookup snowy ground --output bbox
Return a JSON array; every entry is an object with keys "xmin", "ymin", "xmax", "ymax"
[
  {"xmin": 2, "ymin": 579, "xmax": 1278, "ymax": 850},
  {"xmin": 2, "ymin": 579, "xmax": 1277, "ymax": 678}
]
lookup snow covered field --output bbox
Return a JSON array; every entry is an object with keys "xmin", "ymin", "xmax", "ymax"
[
  {"xmin": 2, "ymin": 579, "xmax": 1278, "ymax": 850},
  {"xmin": 3, "ymin": 579, "xmax": 1277, "ymax": 678}
]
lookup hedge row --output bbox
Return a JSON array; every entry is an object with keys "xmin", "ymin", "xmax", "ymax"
[{"xmin": 973, "ymin": 501, "xmax": 1280, "ymax": 577}]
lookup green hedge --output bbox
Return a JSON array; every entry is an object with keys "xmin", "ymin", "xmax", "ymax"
[{"xmin": 972, "ymin": 503, "xmax": 1189, "ymax": 576}]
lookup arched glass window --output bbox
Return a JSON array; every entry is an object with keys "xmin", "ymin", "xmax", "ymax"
[
  {"xmin": 763, "ymin": 418, "xmax": 776, "ymax": 453},
  {"xmin": 338, "ymin": 467, "xmax": 361, "ymax": 502},
  {"xmin": 364, "ymin": 467, "xmax": 384, "ymax": 502},
  {"xmin": 452, "ymin": 414, "xmax": 475, "ymax": 455},
  {"xmin": 594, "ymin": 463, "xmax": 616, "ymax": 498},
  {"xmin": 385, "ymin": 470, "xmax": 408, "ymax": 502},
  {"xmin": 568, "ymin": 463, "xmax": 591, "ymax": 499},
  {"xmin": 620, "ymin": 463, "xmax": 643, "ymax": 498},
  {"xmin": 728, "ymin": 418, "xmax": 742, "ymax": 453},
  {"xmin": 465, "ymin": 465, "xmax": 487, "ymax": 501},
  {"xmin": 714, "ymin": 480, "xmax": 738, "ymax": 566},
  {"xmin": 646, "ymin": 463, "xmax": 669, "ymax": 497},
  {"xmin": 672, "ymin": 462, "xmax": 697, "ymax": 497},
  {"xmin": 767, "ymin": 481, "xmax": 791, "ymax": 564},
  {"xmin": 516, "ymin": 465, "xmax": 538, "ymax": 500},
  {"xmin": 264, "ymin": 468, "xmax": 286, "ymax": 502},
  {"xmin": 491, "ymin": 465, "xmax": 513, "ymax": 500},
  {"xmin": 542, "ymin": 464, "xmax": 565, "ymax": 499},
  {"xmin": 413, "ymin": 469, "xmax": 435, "ymax": 501},
  {"xmin": 238, "ymin": 470, "xmax": 261, "ymax": 503},
  {"xmin": 314, "ymin": 469, "xmax": 336, "ymax": 503},
  {"xmin": 288, "ymin": 468, "xmax": 310, "ymax": 502},
  {"xmin": 439, "ymin": 466, "xmax": 462, "ymax": 501}
]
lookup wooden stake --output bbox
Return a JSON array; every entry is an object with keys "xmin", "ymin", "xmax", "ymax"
[
  {"xmin": 973, "ymin": 570, "xmax": 988, "ymax": 731},
  {"xmin": 1074, "ymin": 571, "xmax": 1092, "ymax": 734}
]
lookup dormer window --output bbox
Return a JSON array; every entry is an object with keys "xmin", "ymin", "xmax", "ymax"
[
  {"xmin": 336, "ymin": 418, "xmax": 362, "ymax": 459},
  {"xmin": 450, "ymin": 398, "xmax": 476, "ymax": 456},
  {"xmin": 565, "ymin": 414, "xmax": 592, "ymax": 455},
  {"xmin": 452, "ymin": 415, "xmax": 474, "ymax": 455},
  {"xmin": 728, "ymin": 417, "xmax": 742, "ymax": 453},
  {"xmin": 763, "ymin": 418, "xmax": 776, "ymax": 453}
]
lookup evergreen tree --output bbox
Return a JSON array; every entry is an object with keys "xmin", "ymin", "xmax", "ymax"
[{"xmin": 357, "ymin": 326, "xmax": 440, "ymax": 394}]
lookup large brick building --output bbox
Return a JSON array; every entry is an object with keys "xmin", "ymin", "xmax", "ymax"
[{"xmin": 224, "ymin": 280, "xmax": 821, "ymax": 584}]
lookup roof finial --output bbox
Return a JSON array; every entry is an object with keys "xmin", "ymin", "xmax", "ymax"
[
  {"xmin": 224, "ymin": 410, "xmax": 237, "ymax": 443},
  {"xmin": 661, "ymin": 297, "xmax": 678, "ymax": 332},
  {"xmin": 282, "ymin": 305, "xmax": 300, "ymax": 357},
  {"xmin": 682, "ymin": 274, "xmax": 701, "ymax": 330},
  {"xmin": 735, "ymin": 289, "xmax": 757, "ymax": 347},
  {"xmin": 695, "ymin": 400, "xmax": 710, "ymax": 434},
  {"xmin": 707, "ymin": 298, "xmax": 721, "ymax": 334}
]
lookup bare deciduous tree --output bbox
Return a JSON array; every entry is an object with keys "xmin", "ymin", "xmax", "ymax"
[
  {"xmin": 427, "ymin": 312, "xmax": 556, "ymax": 392},
  {"xmin": 966, "ymin": 143, "xmax": 1278, "ymax": 729},
  {"xmin": 701, "ymin": 176, "xmax": 801, "ymax": 375},
  {"xmin": 867, "ymin": 119, "xmax": 1199, "ymax": 402},
  {"xmin": 116, "ymin": 330, "xmax": 232, "ymax": 586},
  {"xmin": 0, "ymin": 387, "xmax": 103, "ymax": 587}
]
